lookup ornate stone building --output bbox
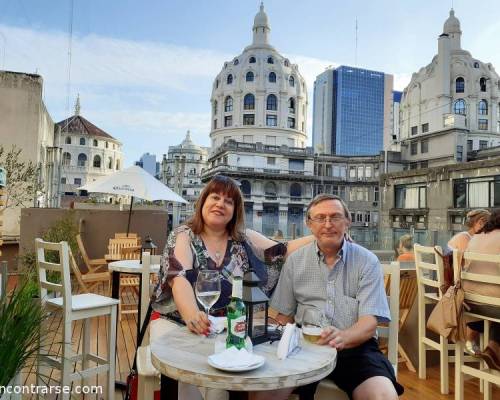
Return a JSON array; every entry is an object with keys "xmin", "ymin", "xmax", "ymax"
[{"xmin": 57, "ymin": 97, "xmax": 123, "ymax": 197}]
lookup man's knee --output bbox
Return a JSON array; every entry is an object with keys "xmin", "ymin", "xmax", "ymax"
[{"xmin": 352, "ymin": 376, "xmax": 398, "ymax": 400}]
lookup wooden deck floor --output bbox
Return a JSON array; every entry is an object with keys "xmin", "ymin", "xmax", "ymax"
[{"xmin": 17, "ymin": 281, "xmax": 498, "ymax": 399}]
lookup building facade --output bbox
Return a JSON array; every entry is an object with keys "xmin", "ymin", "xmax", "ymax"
[
  {"xmin": 160, "ymin": 131, "xmax": 209, "ymax": 227},
  {"xmin": 56, "ymin": 98, "xmax": 124, "ymax": 196},
  {"xmin": 0, "ymin": 70, "xmax": 61, "ymax": 239},
  {"xmin": 312, "ymin": 66, "xmax": 394, "ymax": 156},
  {"xmin": 396, "ymin": 9, "xmax": 500, "ymax": 169},
  {"xmin": 135, "ymin": 153, "xmax": 159, "ymax": 177}
]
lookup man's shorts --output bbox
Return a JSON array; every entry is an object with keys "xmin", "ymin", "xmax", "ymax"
[{"xmin": 294, "ymin": 338, "xmax": 404, "ymax": 400}]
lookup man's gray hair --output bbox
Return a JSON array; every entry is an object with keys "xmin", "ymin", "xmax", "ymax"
[{"xmin": 306, "ymin": 194, "xmax": 351, "ymax": 222}]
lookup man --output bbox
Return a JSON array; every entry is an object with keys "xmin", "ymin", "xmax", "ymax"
[{"xmin": 270, "ymin": 194, "xmax": 403, "ymax": 400}]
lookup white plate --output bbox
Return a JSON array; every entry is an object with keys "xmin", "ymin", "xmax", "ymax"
[{"xmin": 207, "ymin": 355, "xmax": 265, "ymax": 372}]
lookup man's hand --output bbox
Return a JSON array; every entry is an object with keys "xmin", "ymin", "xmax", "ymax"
[
  {"xmin": 185, "ymin": 311, "xmax": 210, "ymax": 335},
  {"xmin": 317, "ymin": 326, "xmax": 350, "ymax": 350}
]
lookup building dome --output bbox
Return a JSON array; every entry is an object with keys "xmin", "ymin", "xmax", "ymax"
[
  {"xmin": 443, "ymin": 9, "xmax": 461, "ymax": 35},
  {"xmin": 209, "ymin": 4, "xmax": 308, "ymax": 151}
]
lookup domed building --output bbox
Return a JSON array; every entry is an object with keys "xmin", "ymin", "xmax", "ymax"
[
  {"xmin": 398, "ymin": 9, "xmax": 500, "ymax": 168},
  {"xmin": 210, "ymin": 3, "xmax": 308, "ymax": 150},
  {"xmin": 203, "ymin": 4, "xmax": 314, "ymax": 238}
]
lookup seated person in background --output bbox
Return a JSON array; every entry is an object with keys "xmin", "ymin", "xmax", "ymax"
[
  {"xmin": 463, "ymin": 208, "xmax": 500, "ymax": 370},
  {"xmin": 257, "ymin": 194, "xmax": 403, "ymax": 400},
  {"xmin": 396, "ymin": 234, "xmax": 415, "ymax": 262},
  {"xmin": 447, "ymin": 209, "xmax": 490, "ymax": 252}
]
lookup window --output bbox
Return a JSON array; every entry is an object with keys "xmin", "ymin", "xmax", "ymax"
[
  {"xmin": 374, "ymin": 187, "xmax": 379, "ymax": 202},
  {"xmin": 474, "ymin": 61, "xmax": 479, "ymax": 68},
  {"xmin": 478, "ymin": 100, "xmax": 488, "ymax": 115},
  {"xmin": 240, "ymin": 180, "xmax": 251, "ymax": 196},
  {"xmin": 284, "ymin": 59, "xmax": 289, "ymax": 67},
  {"xmin": 478, "ymin": 119, "xmax": 488, "ymax": 130},
  {"xmin": 227, "ymin": 74, "xmax": 233, "ymax": 84},
  {"xmin": 224, "ymin": 96, "xmax": 233, "ymax": 112},
  {"xmin": 421, "ymin": 123, "xmax": 429, "ymax": 133},
  {"xmin": 246, "ymin": 71, "xmax": 254, "ymax": 82},
  {"xmin": 455, "ymin": 77, "xmax": 465, "ymax": 93},
  {"xmin": 243, "ymin": 114, "xmax": 255, "ymax": 125},
  {"xmin": 234, "ymin": 59, "xmax": 239, "ymax": 65},
  {"xmin": 65, "ymin": 136, "xmax": 71, "ymax": 145},
  {"xmin": 80, "ymin": 137, "xmax": 86, "ymax": 146},
  {"xmin": 266, "ymin": 115, "xmax": 277, "ymax": 126},
  {"xmin": 290, "ymin": 183, "xmax": 301, "ymax": 198},
  {"xmin": 453, "ymin": 176, "xmax": 500, "ymax": 208},
  {"xmin": 62, "ymin": 152, "xmax": 71, "ymax": 166},
  {"xmin": 269, "ymin": 72, "xmax": 276, "ymax": 83},
  {"xmin": 61, "ymin": 177, "xmax": 66, "ymax": 184},
  {"xmin": 357, "ymin": 166, "xmax": 364, "ymax": 180},
  {"xmin": 289, "ymin": 159, "xmax": 304, "ymax": 171},
  {"xmin": 93, "ymin": 155, "xmax": 101, "ymax": 168},
  {"xmin": 267, "ymin": 56, "xmax": 274, "ymax": 64},
  {"xmin": 108, "ymin": 157, "xmax": 113, "ymax": 169},
  {"xmin": 420, "ymin": 160, "xmax": 428, "ymax": 169},
  {"xmin": 287, "ymin": 117, "xmax": 295, "ymax": 129},
  {"xmin": 264, "ymin": 181, "xmax": 277, "ymax": 198},
  {"xmin": 224, "ymin": 115, "xmax": 232, "ymax": 127},
  {"xmin": 289, "ymin": 76, "xmax": 295, "ymax": 87},
  {"xmin": 411, "ymin": 142, "xmax": 418, "ymax": 155},
  {"xmin": 467, "ymin": 140, "xmax": 473, "ymax": 151},
  {"xmin": 421, "ymin": 139, "xmax": 429, "ymax": 153},
  {"xmin": 453, "ymin": 99, "xmax": 466, "ymax": 115},
  {"xmin": 267, "ymin": 157, "xmax": 276, "ymax": 165},
  {"xmin": 105, "ymin": 141, "xmax": 109, "ymax": 149},
  {"xmin": 480, "ymin": 77, "xmax": 487, "ymax": 92},
  {"xmin": 266, "ymin": 136, "xmax": 276, "ymax": 145},
  {"xmin": 213, "ymin": 100, "xmax": 218, "ymax": 114},
  {"xmin": 267, "ymin": 94, "xmax": 277, "ymax": 110},
  {"xmin": 456, "ymin": 145, "xmax": 463, "ymax": 162},
  {"xmin": 77, "ymin": 153, "xmax": 87, "ymax": 167},
  {"xmin": 93, "ymin": 139, "xmax": 98, "ymax": 147},
  {"xmin": 411, "ymin": 126, "xmax": 418, "ymax": 135},
  {"xmin": 365, "ymin": 166, "xmax": 372, "ymax": 178},
  {"xmin": 349, "ymin": 166, "xmax": 356, "ymax": 178},
  {"xmin": 395, "ymin": 184, "xmax": 426, "ymax": 209},
  {"xmin": 116, "ymin": 159, "xmax": 120, "ymax": 170},
  {"xmin": 288, "ymin": 98, "xmax": 295, "ymax": 113},
  {"xmin": 244, "ymin": 94, "xmax": 255, "ymax": 110},
  {"xmin": 249, "ymin": 56, "xmax": 256, "ymax": 63},
  {"xmin": 479, "ymin": 140, "xmax": 488, "ymax": 149},
  {"xmin": 215, "ymin": 79, "xmax": 219, "ymax": 88},
  {"xmin": 74, "ymin": 178, "xmax": 81, "ymax": 185},
  {"xmin": 213, "ymin": 119, "xmax": 217, "ymax": 129}
]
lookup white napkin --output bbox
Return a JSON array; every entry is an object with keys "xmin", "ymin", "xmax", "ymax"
[
  {"xmin": 208, "ymin": 346, "xmax": 264, "ymax": 368},
  {"xmin": 277, "ymin": 323, "xmax": 300, "ymax": 359},
  {"xmin": 208, "ymin": 315, "xmax": 226, "ymax": 334}
]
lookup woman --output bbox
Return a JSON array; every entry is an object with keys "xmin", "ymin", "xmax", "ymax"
[
  {"xmin": 463, "ymin": 209, "xmax": 500, "ymax": 370},
  {"xmin": 447, "ymin": 209, "xmax": 490, "ymax": 252},
  {"xmin": 152, "ymin": 175, "xmax": 313, "ymax": 399}
]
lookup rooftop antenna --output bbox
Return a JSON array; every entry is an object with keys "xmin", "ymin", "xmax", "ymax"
[
  {"xmin": 63, "ymin": 0, "xmax": 75, "ymax": 145},
  {"xmin": 355, "ymin": 18, "xmax": 358, "ymax": 66}
]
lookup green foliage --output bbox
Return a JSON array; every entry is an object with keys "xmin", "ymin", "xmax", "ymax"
[
  {"xmin": 0, "ymin": 278, "xmax": 46, "ymax": 387},
  {"xmin": 0, "ymin": 145, "xmax": 44, "ymax": 210}
]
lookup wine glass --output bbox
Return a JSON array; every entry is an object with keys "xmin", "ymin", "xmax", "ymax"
[
  {"xmin": 301, "ymin": 308, "xmax": 327, "ymax": 344},
  {"xmin": 195, "ymin": 270, "xmax": 221, "ymax": 334}
]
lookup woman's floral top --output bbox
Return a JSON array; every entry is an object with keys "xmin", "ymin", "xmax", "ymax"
[{"xmin": 152, "ymin": 225, "xmax": 287, "ymax": 313}]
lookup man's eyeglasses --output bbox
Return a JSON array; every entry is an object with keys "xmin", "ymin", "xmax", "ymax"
[{"xmin": 308, "ymin": 215, "xmax": 345, "ymax": 224}]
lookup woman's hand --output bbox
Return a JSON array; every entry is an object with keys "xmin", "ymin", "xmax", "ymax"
[{"xmin": 185, "ymin": 310, "xmax": 211, "ymax": 335}]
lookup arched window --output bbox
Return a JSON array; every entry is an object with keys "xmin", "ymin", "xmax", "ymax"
[
  {"xmin": 267, "ymin": 94, "xmax": 277, "ymax": 111},
  {"xmin": 224, "ymin": 96, "xmax": 233, "ymax": 112},
  {"xmin": 108, "ymin": 157, "xmax": 113, "ymax": 169},
  {"xmin": 116, "ymin": 159, "xmax": 120, "ymax": 170},
  {"xmin": 246, "ymin": 71, "xmax": 254, "ymax": 82},
  {"xmin": 249, "ymin": 56, "xmax": 256, "ymax": 63},
  {"xmin": 234, "ymin": 59, "xmax": 239, "ymax": 65},
  {"xmin": 213, "ymin": 100, "xmax": 218, "ymax": 114},
  {"xmin": 65, "ymin": 136, "xmax": 71, "ymax": 144},
  {"xmin": 80, "ymin": 137, "xmax": 86, "ymax": 146},
  {"xmin": 284, "ymin": 59, "xmax": 290, "ymax": 67},
  {"xmin": 62, "ymin": 152, "xmax": 71, "ymax": 166},
  {"xmin": 474, "ymin": 62, "xmax": 480, "ymax": 68},
  {"xmin": 290, "ymin": 183, "xmax": 302, "ymax": 198},
  {"xmin": 453, "ymin": 99, "xmax": 466, "ymax": 115},
  {"xmin": 227, "ymin": 74, "xmax": 233, "ymax": 84},
  {"xmin": 288, "ymin": 97, "xmax": 295, "ymax": 113},
  {"xmin": 77, "ymin": 153, "xmax": 87, "ymax": 167},
  {"xmin": 264, "ymin": 181, "xmax": 277, "ymax": 197},
  {"xmin": 267, "ymin": 56, "xmax": 274, "ymax": 64},
  {"xmin": 240, "ymin": 180, "xmax": 251, "ymax": 196},
  {"xmin": 289, "ymin": 76, "xmax": 295, "ymax": 87},
  {"xmin": 480, "ymin": 77, "xmax": 487, "ymax": 92},
  {"xmin": 244, "ymin": 94, "xmax": 255, "ymax": 110},
  {"xmin": 93, "ymin": 155, "xmax": 101, "ymax": 168},
  {"xmin": 215, "ymin": 79, "xmax": 219, "ymax": 88},
  {"xmin": 455, "ymin": 77, "xmax": 464, "ymax": 93},
  {"xmin": 93, "ymin": 139, "xmax": 98, "ymax": 146},
  {"xmin": 269, "ymin": 72, "xmax": 276, "ymax": 83},
  {"xmin": 478, "ymin": 99, "xmax": 488, "ymax": 115}
]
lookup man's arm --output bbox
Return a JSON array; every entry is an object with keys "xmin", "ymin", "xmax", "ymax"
[{"xmin": 317, "ymin": 315, "xmax": 377, "ymax": 350}]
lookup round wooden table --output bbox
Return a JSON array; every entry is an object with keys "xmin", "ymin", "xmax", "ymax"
[{"xmin": 150, "ymin": 324, "xmax": 337, "ymax": 399}]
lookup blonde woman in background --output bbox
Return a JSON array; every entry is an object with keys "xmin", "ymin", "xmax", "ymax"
[{"xmin": 447, "ymin": 209, "xmax": 490, "ymax": 251}]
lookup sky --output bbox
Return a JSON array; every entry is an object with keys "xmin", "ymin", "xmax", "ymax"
[{"xmin": 0, "ymin": 0, "xmax": 499, "ymax": 166}]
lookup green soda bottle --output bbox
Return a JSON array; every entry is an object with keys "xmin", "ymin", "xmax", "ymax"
[{"xmin": 226, "ymin": 277, "xmax": 247, "ymax": 349}]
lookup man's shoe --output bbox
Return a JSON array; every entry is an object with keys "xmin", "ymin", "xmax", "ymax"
[{"xmin": 478, "ymin": 345, "xmax": 500, "ymax": 371}]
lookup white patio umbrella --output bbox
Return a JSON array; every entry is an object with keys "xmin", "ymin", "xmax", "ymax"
[{"xmin": 79, "ymin": 165, "xmax": 187, "ymax": 234}]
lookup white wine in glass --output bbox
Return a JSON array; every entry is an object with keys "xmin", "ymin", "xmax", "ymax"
[{"xmin": 195, "ymin": 270, "xmax": 221, "ymax": 318}]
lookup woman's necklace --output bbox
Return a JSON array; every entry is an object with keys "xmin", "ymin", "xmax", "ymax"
[{"xmin": 201, "ymin": 233, "xmax": 227, "ymax": 264}]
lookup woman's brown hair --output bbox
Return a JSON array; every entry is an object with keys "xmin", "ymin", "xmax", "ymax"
[
  {"xmin": 187, "ymin": 175, "xmax": 245, "ymax": 241},
  {"xmin": 464, "ymin": 209, "xmax": 490, "ymax": 229},
  {"xmin": 482, "ymin": 208, "xmax": 500, "ymax": 233}
]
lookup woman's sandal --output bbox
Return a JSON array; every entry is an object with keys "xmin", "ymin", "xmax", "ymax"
[{"xmin": 477, "ymin": 346, "xmax": 500, "ymax": 371}]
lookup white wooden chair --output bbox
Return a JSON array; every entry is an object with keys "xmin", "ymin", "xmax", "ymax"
[
  {"xmin": 315, "ymin": 262, "xmax": 400, "ymax": 400},
  {"xmin": 454, "ymin": 249, "xmax": 500, "ymax": 400},
  {"xmin": 35, "ymin": 239, "xmax": 119, "ymax": 400}
]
